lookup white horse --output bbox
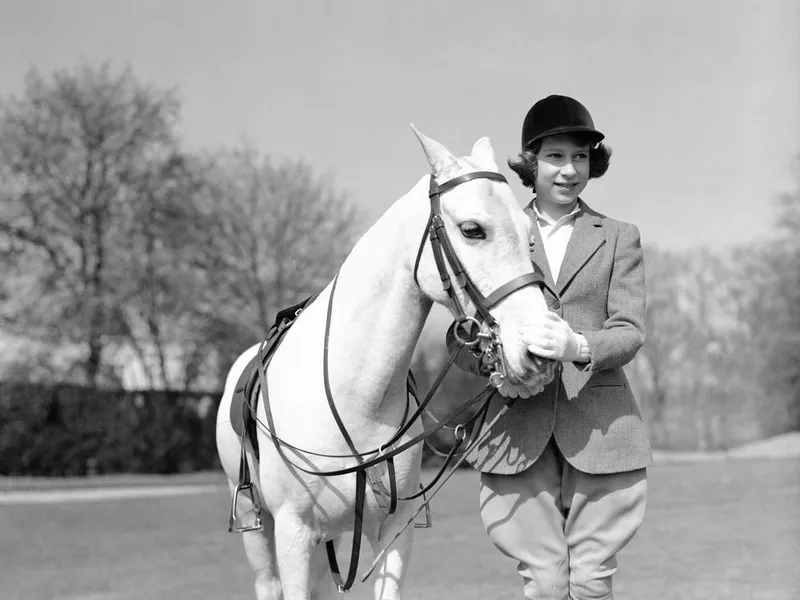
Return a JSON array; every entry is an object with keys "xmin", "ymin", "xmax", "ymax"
[{"xmin": 216, "ymin": 128, "xmax": 555, "ymax": 599}]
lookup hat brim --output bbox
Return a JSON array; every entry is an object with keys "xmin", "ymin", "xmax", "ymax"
[{"xmin": 524, "ymin": 126, "xmax": 605, "ymax": 150}]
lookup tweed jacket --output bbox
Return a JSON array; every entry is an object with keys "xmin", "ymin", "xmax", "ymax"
[{"xmin": 465, "ymin": 199, "xmax": 652, "ymax": 475}]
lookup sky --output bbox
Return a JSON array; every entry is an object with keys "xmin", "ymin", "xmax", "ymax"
[{"xmin": 0, "ymin": 0, "xmax": 798, "ymax": 250}]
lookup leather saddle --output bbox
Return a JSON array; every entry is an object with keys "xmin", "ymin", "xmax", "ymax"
[{"xmin": 229, "ymin": 293, "xmax": 318, "ymax": 459}]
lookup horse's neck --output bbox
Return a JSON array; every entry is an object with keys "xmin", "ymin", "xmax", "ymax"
[{"xmin": 325, "ymin": 178, "xmax": 432, "ymax": 417}]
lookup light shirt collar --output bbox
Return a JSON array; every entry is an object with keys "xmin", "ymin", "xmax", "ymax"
[
  {"xmin": 531, "ymin": 199, "xmax": 582, "ymax": 228},
  {"xmin": 530, "ymin": 199, "xmax": 582, "ymax": 282}
]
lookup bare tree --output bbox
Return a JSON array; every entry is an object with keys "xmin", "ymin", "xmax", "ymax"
[
  {"xmin": 724, "ymin": 158, "xmax": 800, "ymax": 438},
  {"xmin": 739, "ymin": 157, "xmax": 800, "ymax": 433},
  {"xmin": 189, "ymin": 146, "xmax": 364, "ymax": 381},
  {"xmin": 0, "ymin": 64, "xmax": 186, "ymax": 386},
  {"xmin": 629, "ymin": 247, "xmax": 757, "ymax": 449},
  {"xmin": 629, "ymin": 170, "xmax": 800, "ymax": 450},
  {"xmin": 627, "ymin": 248, "xmax": 697, "ymax": 446},
  {"xmin": 0, "ymin": 65, "xmax": 366, "ymax": 391},
  {"xmin": 110, "ymin": 152, "xmax": 207, "ymax": 390},
  {"xmin": 773, "ymin": 157, "xmax": 800, "ymax": 410}
]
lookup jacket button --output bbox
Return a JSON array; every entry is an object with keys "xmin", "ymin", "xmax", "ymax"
[{"xmin": 549, "ymin": 298, "xmax": 561, "ymax": 309}]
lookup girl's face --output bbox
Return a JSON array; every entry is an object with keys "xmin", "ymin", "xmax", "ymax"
[{"xmin": 534, "ymin": 135, "xmax": 591, "ymax": 207}]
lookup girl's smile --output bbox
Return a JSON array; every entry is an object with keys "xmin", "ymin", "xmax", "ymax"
[{"xmin": 534, "ymin": 135, "xmax": 592, "ymax": 216}]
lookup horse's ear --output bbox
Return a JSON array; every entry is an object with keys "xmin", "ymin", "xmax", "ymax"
[
  {"xmin": 410, "ymin": 124, "xmax": 459, "ymax": 179},
  {"xmin": 470, "ymin": 137, "xmax": 499, "ymax": 171}
]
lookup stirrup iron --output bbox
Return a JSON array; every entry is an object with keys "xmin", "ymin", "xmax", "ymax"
[{"xmin": 228, "ymin": 482, "xmax": 263, "ymax": 533}]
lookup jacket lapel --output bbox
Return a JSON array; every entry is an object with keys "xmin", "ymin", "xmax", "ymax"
[
  {"xmin": 556, "ymin": 202, "xmax": 606, "ymax": 293},
  {"xmin": 523, "ymin": 204, "xmax": 557, "ymax": 294}
]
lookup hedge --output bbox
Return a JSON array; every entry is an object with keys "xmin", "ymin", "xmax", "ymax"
[
  {"xmin": 0, "ymin": 379, "xmax": 480, "ymax": 476},
  {"xmin": 0, "ymin": 383, "xmax": 221, "ymax": 476}
]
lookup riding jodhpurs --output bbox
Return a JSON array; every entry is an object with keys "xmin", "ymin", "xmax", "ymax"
[{"xmin": 478, "ymin": 437, "xmax": 647, "ymax": 600}]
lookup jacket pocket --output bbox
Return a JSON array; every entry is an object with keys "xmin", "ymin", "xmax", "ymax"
[{"xmin": 587, "ymin": 373, "xmax": 626, "ymax": 388}]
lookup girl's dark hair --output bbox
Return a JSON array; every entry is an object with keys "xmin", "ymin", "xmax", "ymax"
[{"xmin": 507, "ymin": 133, "xmax": 612, "ymax": 190}]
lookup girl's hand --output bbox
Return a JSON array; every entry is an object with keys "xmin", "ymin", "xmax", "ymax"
[
  {"xmin": 495, "ymin": 379, "xmax": 545, "ymax": 399},
  {"xmin": 524, "ymin": 311, "xmax": 589, "ymax": 363}
]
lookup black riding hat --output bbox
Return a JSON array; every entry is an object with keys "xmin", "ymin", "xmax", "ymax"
[{"xmin": 521, "ymin": 95, "xmax": 604, "ymax": 150}]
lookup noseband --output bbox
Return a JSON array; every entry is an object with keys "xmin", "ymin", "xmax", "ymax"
[{"xmin": 412, "ymin": 170, "xmax": 544, "ymax": 382}]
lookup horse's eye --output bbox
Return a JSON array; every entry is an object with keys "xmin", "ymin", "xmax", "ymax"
[{"xmin": 460, "ymin": 222, "xmax": 486, "ymax": 240}]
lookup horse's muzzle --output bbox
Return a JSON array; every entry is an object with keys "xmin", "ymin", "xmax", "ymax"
[{"xmin": 510, "ymin": 350, "xmax": 557, "ymax": 387}]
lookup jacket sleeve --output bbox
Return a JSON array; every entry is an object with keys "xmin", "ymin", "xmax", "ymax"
[{"xmin": 578, "ymin": 223, "xmax": 646, "ymax": 372}]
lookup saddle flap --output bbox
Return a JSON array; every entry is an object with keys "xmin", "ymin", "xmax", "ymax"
[{"xmin": 230, "ymin": 354, "xmax": 260, "ymax": 441}]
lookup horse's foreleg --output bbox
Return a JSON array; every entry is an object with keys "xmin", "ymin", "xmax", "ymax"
[
  {"xmin": 241, "ymin": 521, "xmax": 283, "ymax": 600},
  {"xmin": 368, "ymin": 522, "xmax": 415, "ymax": 600},
  {"xmin": 309, "ymin": 539, "xmax": 339, "ymax": 599},
  {"xmin": 273, "ymin": 513, "xmax": 318, "ymax": 600},
  {"xmin": 223, "ymin": 475, "xmax": 283, "ymax": 599}
]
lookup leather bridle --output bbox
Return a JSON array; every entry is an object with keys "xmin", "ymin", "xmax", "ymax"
[{"xmin": 413, "ymin": 170, "xmax": 545, "ymax": 386}]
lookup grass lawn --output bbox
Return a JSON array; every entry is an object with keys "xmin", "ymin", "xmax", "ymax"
[{"xmin": 0, "ymin": 458, "xmax": 798, "ymax": 599}]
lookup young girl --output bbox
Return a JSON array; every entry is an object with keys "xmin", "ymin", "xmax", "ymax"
[{"xmin": 465, "ymin": 95, "xmax": 650, "ymax": 600}]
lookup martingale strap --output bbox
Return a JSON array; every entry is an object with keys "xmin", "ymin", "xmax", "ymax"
[
  {"xmin": 327, "ymin": 470, "xmax": 367, "ymax": 593},
  {"xmin": 322, "ymin": 273, "xmax": 369, "ymax": 593}
]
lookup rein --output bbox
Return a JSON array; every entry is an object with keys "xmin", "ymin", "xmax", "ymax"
[{"xmin": 240, "ymin": 169, "xmax": 544, "ymax": 592}]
